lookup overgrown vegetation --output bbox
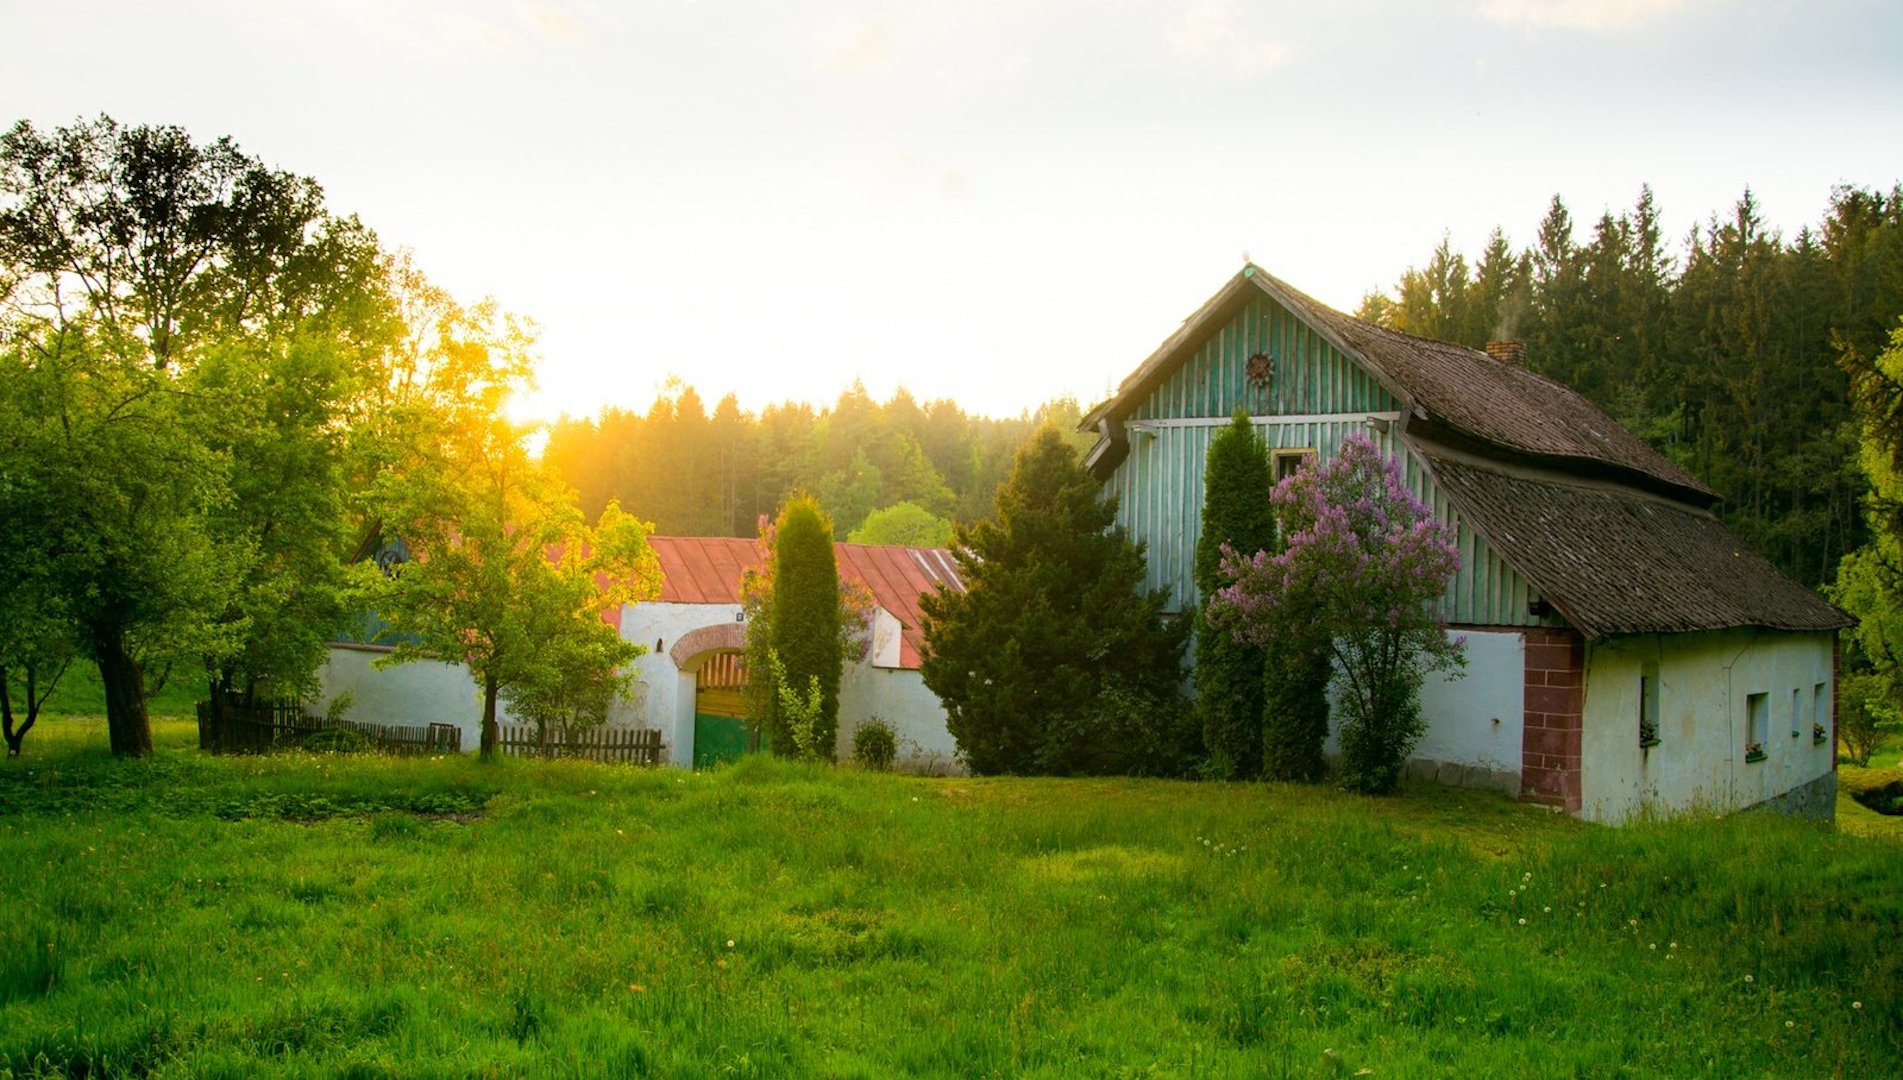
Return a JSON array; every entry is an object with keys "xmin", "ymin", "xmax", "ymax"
[{"xmin": 0, "ymin": 719, "xmax": 1897, "ymax": 1076}]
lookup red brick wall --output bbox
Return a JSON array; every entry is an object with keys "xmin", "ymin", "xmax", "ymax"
[{"xmin": 1521, "ymin": 627, "xmax": 1585, "ymax": 812}]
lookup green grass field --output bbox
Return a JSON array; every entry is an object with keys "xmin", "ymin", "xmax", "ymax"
[{"xmin": 0, "ymin": 720, "xmax": 1897, "ymax": 1078}]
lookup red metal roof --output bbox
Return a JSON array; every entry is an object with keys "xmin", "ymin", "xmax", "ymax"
[{"xmin": 645, "ymin": 536, "xmax": 965, "ymax": 669}]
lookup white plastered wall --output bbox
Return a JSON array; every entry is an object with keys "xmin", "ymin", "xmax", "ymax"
[
  {"xmin": 1579, "ymin": 629, "xmax": 1835, "ymax": 823},
  {"xmin": 1414, "ymin": 629, "xmax": 1525, "ymax": 788},
  {"xmin": 837, "ymin": 662, "xmax": 963, "ymax": 774},
  {"xmin": 315, "ymin": 646, "xmax": 512, "ymax": 752},
  {"xmin": 1324, "ymin": 628, "xmax": 1525, "ymax": 792}
]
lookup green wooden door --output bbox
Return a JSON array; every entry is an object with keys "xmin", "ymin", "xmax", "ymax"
[{"xmin": 692, "ymin": 652, "xmax": 751, "ymax": 768}]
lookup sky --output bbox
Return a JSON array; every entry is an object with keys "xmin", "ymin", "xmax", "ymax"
[{"xmin": 3, "ymin": 0, "xmax": 1900, "ymax": 423}]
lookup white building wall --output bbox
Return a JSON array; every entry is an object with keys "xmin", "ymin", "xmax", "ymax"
[
  {"xmin": 1579, "ymin": 629, "xmax": 1836, "ymax": 823},
  {"xmin": 315, "ymin": 645, "xmax": 515, "ymax": 752},
  {"xmin": 837, "ymin": 663, "xmax": 963, "ymax": 774},
  {"xmin": 1326, "ymin": 628, "xmax": 1525, "ymax": 793},
  {"xmin": 1413, "ymin": 629, "xmax": 1525, "ymax": 790}
]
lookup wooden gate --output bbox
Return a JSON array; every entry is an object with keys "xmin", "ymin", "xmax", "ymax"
[{"xmin": 692, "ymin": 651, "xmax": 751, "ymax": 767}]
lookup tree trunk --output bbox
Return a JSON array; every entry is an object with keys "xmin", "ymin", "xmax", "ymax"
[
  {"xmin": 480, "ymin": 671, "xmax": 500, "ymax": 761},
  {"xmin": 1, "ymin": 666, "xmax": 19, "ymax": 757},
  {"xmin": 94, "ymin": 627, "xmax": 152, "ymax": 758}
]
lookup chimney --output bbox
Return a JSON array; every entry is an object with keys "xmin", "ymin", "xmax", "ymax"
[{"xmin": 1485, "ymin": 340, "xmax": 1526, "ymax": 367}]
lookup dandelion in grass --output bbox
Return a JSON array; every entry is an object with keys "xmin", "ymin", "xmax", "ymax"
[
  {"xmin": 1785, "ymin": 1020, "xmax": 1794, "ymax": 1029},
  {"xmin": 1744, "ymin": 974, "xmax": 1754, "ymax": 984},
  {"xmin": 726, "ymin": 939, "xmax": 736, "ymax": 949},
  {"xmin": 1517, "ymin": 917, "xmax": 1527, "ymax": 926},
  {"xmin": 1853, "ymin": 1001, "xmax": 1862, "ymax": 1010}
]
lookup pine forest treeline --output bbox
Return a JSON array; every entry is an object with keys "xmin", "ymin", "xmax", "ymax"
[
  {"xmin": 543, "ymin": 381, "xmax": 1094, "ymax": 539},
  {"xmin": 1358, "ymin": 183, "xmax": 1903, "ymax": 588}
]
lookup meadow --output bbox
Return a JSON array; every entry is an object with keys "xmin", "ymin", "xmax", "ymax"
[{"xmin": 0, "ymin": 717, "xmax": 1897, "ymax": 1079}]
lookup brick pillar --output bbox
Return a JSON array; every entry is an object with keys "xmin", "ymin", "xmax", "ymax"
[{"xmin": 1521, "ymin": 627, "xmax": 1584, "ymax": 813}]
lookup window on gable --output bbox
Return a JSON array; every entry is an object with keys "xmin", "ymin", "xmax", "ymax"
[
  {"xmin": 1272, "ymin": 448, "xmax": 1316, "ymax": 483},
  {"xmin": 1639, "ymin": 662, "xmax": 1660, "ymax": 749}
]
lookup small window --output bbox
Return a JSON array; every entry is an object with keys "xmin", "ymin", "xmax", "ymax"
[
  {"xmin": 1813, "ymin": 682, "xmax": 1828, "ymax": 744},
  {"xmin": 1745, "ymin": 692, "xmax": 1768, "ymax": 762},
  {"xmin": 1639, "ymin": 662, "xmax": 1660, "ymax": 748},
  {"xmin": 1791, "ymin": 688, "xmax": 1802, "ymax": 739},
  {"xmin": 1272, "ymin": 448, "xmax": 1316, "ymax": 483}
]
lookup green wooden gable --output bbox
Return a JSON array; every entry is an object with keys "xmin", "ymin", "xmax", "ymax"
[{"xmin": 1098, "ymin": 289, "xmax": 1542, "ymax": 628}]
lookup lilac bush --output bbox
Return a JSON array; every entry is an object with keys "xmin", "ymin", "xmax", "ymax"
[{"xmin": 1208, "ymin": 434, "xmax": 1463, "ymax": 793}]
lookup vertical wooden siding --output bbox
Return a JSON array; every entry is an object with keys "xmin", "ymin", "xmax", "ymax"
[
  {"xmin": 1108, "ymin": 294, "xmax": 1539, "ymax": 627},
  {"xmin": 1132, "ymin": 295, "xmax": 1396, "ymax": 420}
]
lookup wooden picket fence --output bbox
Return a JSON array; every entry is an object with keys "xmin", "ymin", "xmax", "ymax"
[
  {"xmin": 196, "ymin": 697, "xmax": 462, "ymax": 756},
  {"xmin": 498, "ymin": 724, "xmax": 665, "ymax": 765}
]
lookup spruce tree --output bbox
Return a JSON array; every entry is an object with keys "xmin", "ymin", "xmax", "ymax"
[
  {"xmin": 1193, "ymin": 413, "xmax": 1277, "ymax": 779},
  {"xmin": 767, "ymin": 495, "xmax": 843, "ymax": 759},
  {"xmin": 920, "ymin": 427, "xmax": 1188, "ymax": 776}
]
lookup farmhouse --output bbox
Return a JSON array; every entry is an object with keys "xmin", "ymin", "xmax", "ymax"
[
  {"xmin": 626, "ymin": 536, "xmax": 965, "ymax": 770},
  {"xmin": 1082, "ymin": 264, "xmax": 1854, "ymax": 823}
]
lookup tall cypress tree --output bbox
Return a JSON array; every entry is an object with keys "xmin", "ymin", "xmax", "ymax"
[
  {"xmin": 767, "ymin": 494, "xmax": 843, "ymax": 759},
  {"xmin": 1194, "ymin": 413, "xmax": 1277, "ymax": 778}
]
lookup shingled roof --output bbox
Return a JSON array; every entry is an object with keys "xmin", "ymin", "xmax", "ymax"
[
  {"xmin": 1081, "ymin": 263, "xmax": 1850, "ymax": 639},
  {"xmin": 647, "ymin": 536, "xmax": 964, "ymax": 668},
  {"xmin": 1420, "ymin": 452, "xmax": 1851, "ymax": 638},
  {"xmin": 1082, "ymin": 264, "xmax": 1713, "ymax": 502}
]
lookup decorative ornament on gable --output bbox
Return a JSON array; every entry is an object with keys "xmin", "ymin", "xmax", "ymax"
[{"xmin": 1245, "ymin": 352, "xmax": 1275, "ymax": 390}]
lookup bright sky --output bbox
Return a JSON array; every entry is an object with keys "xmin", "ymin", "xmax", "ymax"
[{"xmin": 4, "ymin": 1, "xmax": 1900, "ymax": 422}]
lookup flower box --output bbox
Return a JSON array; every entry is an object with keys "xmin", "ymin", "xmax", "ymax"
[{"xmin": 1744, "ymin": 742, "xmax": 1766, "ymax": 764}]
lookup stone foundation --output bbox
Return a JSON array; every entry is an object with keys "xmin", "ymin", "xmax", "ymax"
[
  {"xmin": 1405, "ymin": 756, "xmax": 1520, "ymax": 795},
  {"xmin": 1749, "ymin": 769, "xmax": 1837, "ymax": 821}
]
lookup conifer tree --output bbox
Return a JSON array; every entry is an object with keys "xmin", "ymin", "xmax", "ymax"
[
  {"xmin": 766, "ymin": 495, "xmax": 844, "ymax": 759},
  {"xmin": 1193, "ymin": 413, "xmax": 1276, "ymax": 779},
  {"xmin": 920, "ymin": 427, "xmax": 1189, "ymax": 776}
]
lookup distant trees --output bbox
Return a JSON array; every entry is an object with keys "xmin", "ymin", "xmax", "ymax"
[
  {"xmin": 920, "ymin": 427, "xmax": 1191, "ymax": 776},
  {"xmin": 543, "ymin": 382, "xmax": 1096, "ymax": 540},
  {"xmin": 848, "ymin": 502, "xmax": 955, "ymax": 548},
  {"xmin": 1210, "ymin": 436, "xmax": 1462, "ymax": 794}
]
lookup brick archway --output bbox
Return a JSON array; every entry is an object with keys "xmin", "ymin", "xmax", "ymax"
[{"xmin": 670, "ymin": 622, "xmax": 746, "ymax": 667}]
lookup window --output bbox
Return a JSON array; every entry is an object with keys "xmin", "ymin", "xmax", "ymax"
[
  {"xmin": 1813, "ymin": 682, "xmax": 1828, "ymax": 743},
  {"xmin": 1791, "ymin": 688, "xmax": 1802, "ymax": 739},
  {"xmin": 1639, "ymin": 662, "xmax": 1660, "ymax": 748},
  {"xmin": 1745, "ymin": 692, "xmax": 1768, "ymax": 762},
  {"xmin": 1272, "ymin": 448, "xmax": 1316, "ymax": 483}
]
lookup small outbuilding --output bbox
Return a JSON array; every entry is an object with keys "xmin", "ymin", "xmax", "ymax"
[
  {"xmin": 627, "ymin": 536, "xmax": 966, "ymax": 771},
  {"xmin": 1082, "ymin": 263, "xmax": 1853, "ymax": 822}
]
